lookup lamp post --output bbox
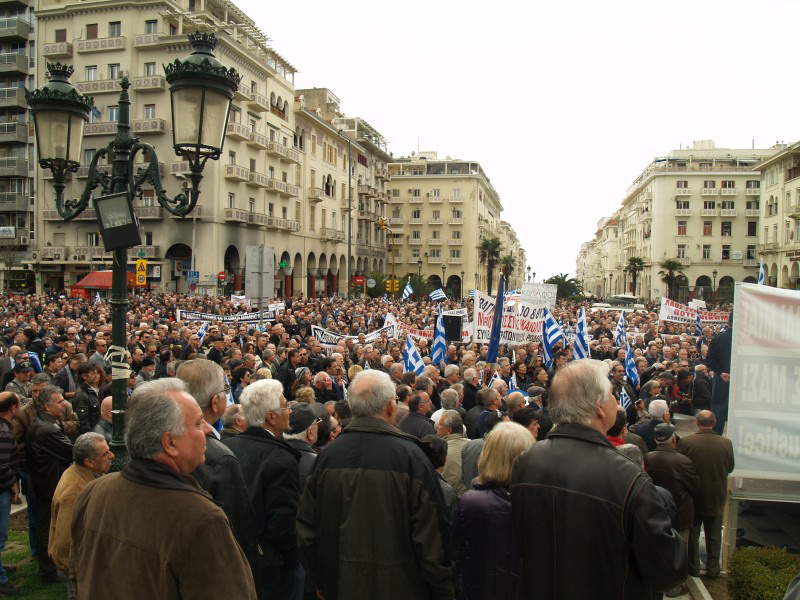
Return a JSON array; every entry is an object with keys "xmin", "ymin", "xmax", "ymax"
[
  {"xmin": 712, "ymin": 269, "xmax": 718, "ymax": 304},
  {"xmin": 337, "ymin": 130, "xmax": 352, "ymax": 299},
  {"xmin": 417, "ymin": 257, "xmax": 423, "ymax": 278},
  {"xmin": 526, "ymin": 265, "xmax": 531, "ymax": 282},
  {"xmin": 441, "ymin": 264, "xmax": 446, "ymax": 294},
  {"xmin": 460, "ymin": 270, "xmax": 464, "ymax": 298},
  {"xmin": 532, "ymin": 271, "xmax": 536, "ymax": 283},
  {"xmin": 28, "ymin": 34, "xmax": 239, "ymax": 469}
]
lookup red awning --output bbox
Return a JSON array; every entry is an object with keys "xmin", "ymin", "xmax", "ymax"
[{"xmin": 71, "ymin": 270, "xmax": 113, "ymax": 290}]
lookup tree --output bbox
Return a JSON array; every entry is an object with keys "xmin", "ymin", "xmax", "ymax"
[
  {"xmin": 403, "ymin": 273, "xmax": 430, "ymax": 301},
  {"xmin": 500, "ymin": 254, "xmax": 516, "ymax": 284},
  {"xmin": 545, "ymin": 273, "xmax": 582, "ymax": 300},
  {"xmin": 626, "ymin": 256, "xmax": 645, "ymax": 296},
  {"xmin": 365, "ymin": 271, "xmax": 387, "ymax": 298},
  {"xmin": 658, "ymin": 259, "xmax": 685, "ymax": 300},
  {"xmin": 478, "ymin": 237, "xmax": 502, "ymax": 294}
]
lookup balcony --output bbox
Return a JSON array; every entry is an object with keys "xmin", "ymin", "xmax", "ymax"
[
  {"xmin": 127, "ymin": 245, "xmax": 159, "ymax": 259},
  {"xmin": 248, "ymin": 91, "xmax": 269, "ymax": 112},
  {"xmin": 387, "ymin": 217, "xmax": 403, "ymax": 225},
  {"xmin": 376, "ymin": 167, "xmax": 389, "ymax": 181},
  {"xmin": 134, "ymin": 206, "xmax": 164, "ymax": 219},
  {"xmin": 0, "ymin": 53, "xmax": 27, "ymax": 75},
  {"xmin": 389, "ymin": 196, "xmax": 403, "ymax": 204},
  {"xmin": 744, "ymin": 259, "xmax": 758, "ymax": 267},
  {"xmin": 448, "ymin": 218, "xmax": 463, "ymax": 225},
  {"xmin": 248, "ymin": 212, "xmax": 269, "ymax": 227},
  {"xmin": 0, "ymin": 87, "xmax": 25, "ymax": 109},
  {"xmin": 0, "ymin": 0, "xmax": 30, "ymax": 8},
  {"xmin": 132, "ymin": 118, "xmax": 166, "ymax": 135},
  {"xmin": 408, "ymin": 217, "xmax": 423, "ymax": 224},
  {"xmin": 132, "ymin": 75, "xmax": 166, "ymax": 92},
  {"xmin": 720, "ymin": 209, "xmax": 737, "ymax": 217},
  {"xmin": 226, "ymin": 121, "xmax": 252, "ymax": 142},
  {"xmin": 76, "ymin": 36, "xmax": 126, "ymax": 53},
  {"xmin": 448, "ymin": 196, "xmax": 464, "ymax": 203},
  {"xmin": 409, "ymin": 196, "xmax": 423, "ymax": 204},
  {"xmin": 73, "ymin": 246, "xmax": 110, "ymax": 260},
  {"xmin": 701, "ymin": 188, "xmax": 719, "ymax": 196},
  {"xmin": 264, "ymin": 141, "xmax": 300, "ymax": 164},
  {"xmin": 0, "ymin": 193, "xmax": 27, "ymax": 212},
  {"xmin": 674, "ymin": 188, "xmax": 692, "ymax": 196},
  {"xmin": 674, "ymin": 208, "xmax": 692, "ymax": 217},
  {"xmin": 75, "ymin": 79, "xmax": 122, "ymax": 94},
  {"xmin": 0, "ymin": 157, "xmax": 26, "ymax": 176},
  {"xmin": 84, "ymin": 121, "xmax": 118, "ymax": 136},
  {"xmin": 265, "ymin": 179, "xmax": 299, "ymax": 197},
  {"xmin": 408, "ymin": 238, "xmax": 423, "ymax": 246},
  {"xmin": 76, "ymin": 164, "xmax": 111, "ymax": 178},
  {"xmin": 171, "ymin": 161, "xmax": 190, "ymax": 175},
  {"xmin": 234, "ymin": 82, "xmax": 249, "ymax": 101},
  {"xmin": 0, "ymin": 121, "xmax": 28, "ymax": 144},
  {"xmin": 0, "ymin": 18, "xmax": 30, "ymax": 41},
  {"xmin": 745, "ymin": 208, "xmax": 760, "ymax": 217},
  {"xmin": 428, "ymin": 218, "xmax": 442, "ymax": 225},
  {"xmin": 428, "ymin": 238, "xmax": 442, "ymax": 245},
  {"xmin": 677, "ymin": 258, "xmax": 691, "ymax": 266},
  {"xmin": 224, "ymin": 208, "xmax": 250, "ymax": 223},
  {"xmin": 427, "ymin": 256, "xmax": 442, "ymax": 264},
  {"xmin": 745, "ymin": 187, "xmax": 761, "ymax": 196},
  {"xmin": 248, "ymin": 132, "xmax": 268, "ymax": 149},
  {"xmin": 320, "ymin": 228, "xmax": 344, "ymax": 242},
  {"xmin": 701, "ymin": 208, "xmax": 719, "ymax": 217},
  {"xmin": 428, "ymin": 195, "xmax": 442, "ymax": 203},
  {"xmin": 308, "ymin": 187, "xmax": 325, "ymax": 203},
  {"xmin": 720, "ymin": 188, "xmax": 737, "ymax": 196},
  {"xmin": 358, "ymin": 184, "xmax": 377, "ymax": 197},
  {"xmin": 448, "ymin": 257, "xmax": 463, "ymax": 264},
  {"xmin": 224, "ymin": 164, "xmax": 250, "ymax": 182},
  {"xmin": 41, "ymin": 246, "xmax": 67, "ymax": 260},
  {"xmin": 757, "ymin": 242, "xmax": 778, "ymax": 253},
  {"xmin": 448, "ymin": 239, "xmax": 463, "ymax": 246},
  {"xmin": 283, "ymin": 219, "xmax": 300, "ymax": 232}
]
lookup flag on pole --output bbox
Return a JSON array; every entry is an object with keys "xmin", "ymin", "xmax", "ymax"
[
  {"xmin": 486, "ymin": 275, "xmax": 505, "ymax": 363},
  {"xmin": 694, "ymin": 311, "xmax": 703, "ymax": 337},
  {"xmin": 28, "ymin": 352, "xmax": 42, "ymax": 374},
  {"xmin": 94, "ymin": 292, "xmax": 101, "ymax": 305},
  {"xmin": 488, "ymin": 370, "xmax": 501, "ymax": 388},
  {"xmin": 573, "ymin": 307, "xmax": 590, "ymax": 360},
  {"xmin": 758, "ymin": 261, "xmax": 765, "ymax": 285},
  {"xmin": 383, "ymin": 293, "xmax": 388, "ymax": 303},
  {"xmin": 196, "ymin": 321, "xmax": 210, "ymax": 344},
  {"xmin": 619, "ymin": 386, "xmax": 632, "ymax": 410},
  {"xmin": 403, "ymin": 335, "xmax": 425, "ymax": 376},
  {"xmin": 401, "ymin": 277, "xmax": 413, "ymax": 301},
  {"xmin": 624, "ymin": 340, "xmax": 640, "ymax": 387},
  {"xmin": 430, "ymin": 308, "xmax": 447, "ymax": 368},
  {"xmin": 468, "ymin": 289, "xmax": 476, "ymax": 298},
  {"xmin": 541, "ymin": 307, "xmax": 564, "ymax": 369},
  {"xmin": 429, "ymin": 288, "xmax": 447, "ymax": 301},
  {"xmin": 614, "ymin": 311, "xmax": 627, "ymax": 347}
]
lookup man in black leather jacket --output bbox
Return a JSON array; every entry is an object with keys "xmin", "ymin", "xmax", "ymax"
[{"xmin": 511, "ymin": 360, "xmax": 687, "ymax": 599}]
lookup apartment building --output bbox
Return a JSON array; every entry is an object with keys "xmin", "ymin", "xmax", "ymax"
[
  {"xmin": 0, "ymin": 0, "xmax": 36, "ymax": 293},
  {"xmin": 386, "ymin": 152, "xmax": 516, "ymax": 296},
  {"xmin": 752, "ymin": 142, "xmax": 800, "ymax": 289},
  {"xmin": 498, "ymin": 220, "xmax": 525, "ymax": 290},
  {"xmin": 577, "ymin": 140, "xmax": 779, "ymax": 301}
]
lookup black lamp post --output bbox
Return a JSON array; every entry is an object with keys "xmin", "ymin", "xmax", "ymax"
[
  {"xmin": 532, "ymin": 271, "xmax": 536, "ymax": 283},
  {"xmin": 460, "ymin": 270, "xmax": 464, "ymax": 298},
  {"xmin": 417, "ymin": 257, "xmax": 422, "ymax": 278},
  {"xmin": 712, "ymin": 269, "xmax": 718, "ymax": 303},
  {"xmin": 28, "ymin": 33, "xmax": 240, "ymax": 469},
  {"xmin": 441, "ymin": 264, "xmax": 446, "ymax": 293},
  {"xmin": 526, "ymin": 265, "xmax": 531, "ymax": 282}
]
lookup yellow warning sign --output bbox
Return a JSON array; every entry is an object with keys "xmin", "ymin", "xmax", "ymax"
[{"xmin": 135, "ymin": 259, "xmax": 147, "ymax": 287}]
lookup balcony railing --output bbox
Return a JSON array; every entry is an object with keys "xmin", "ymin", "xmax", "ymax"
[
  {"xmin": 0, "ymin": 87, "xmax": 25, "ymax": 109},
  {"xmin": 409, "ymin": 196, "xmax": 423, "ymax": 203},
  {"xmin": 389, "ymin": 196, "xmax": 403, "ymax": 204},
  {"xmin": 701, "ymin": 188, "xmax": 719, "ymax": 195},
  {"xmin": 0, "ymin": 193, "xmax": 27, "ymax": 212},
  {"xmin": 448, "ymin": 196, "xmax": 463, "ymax": 203},
  {"xmin": 226, "ymin": 121, "xmax": 252, "ymax": 141},
  {"xmin": 745, "ymin": 208, "xmax": 760, "ymax": 217},
  {"xmin": 75, "ymin": 78, "xmax": 121, "ymax": 94},
  {"xmin": 134, "ymin": 32, "xmax": 166, "ymax": 48},
  {"xmin": 248, "ymin": 91, "xmax": 269, "ymax": 112},
  {"xmin": 127, "ymin": 245, "xmax": 160, "ymax": 259},
  {"xmin": 132, "ymin": 118, "xmax": 166, "ymax": 134},
  {"xmin": 408, "ymin": 218, "xmax": 423, "ymax": 224},
  {"xmin": 745, "ymin": 187, "xmax": 761, "ymax": 196},
  {"xmin": 427, "ymin": 256, "xmax": 442, "ymax": 264},
  {"xmin": 308, "ymin": 187, "xmax": 325, "ymax": 202},
  {"xmin": 677, "ymin": 258, "xmax": 691, "ymax": 266},
  {"xmin": 674, "ymin": 209, "xmax": 692, "ymax": 216},
  {"xmin": 720, "ymin": 188, "xmax": 737, "ymax": 195},
  {"xmin": 428, "ymin": 218, "xmax": 442, "ymax": 225},
  {"xmin": 448, "ymin": 218, "xmax": 463, "ymax": 225},
  {"xmin": 674, "ymin": 188, "xmax": 692, "ymax": 196},
  {"xmin": 448, "ymin": 239, "xmax": 463, "ymax": 245},
  {"xmin": 41, "ymin": 246, "xmax": 67, "ymax": 259},
  {"xmin": 42, "ymin": 42, "xmax": 73, "ymax": 58},
  {"xmin": 757, "ymin": 242, "xmax": 777, "ymax": 253},
  {"xmin": 0, "ymin": 52, "xmax": 28, "ymax": 74},
  {"xmin": 428, "ymin": 238, "xmax": 442, "ymax": 245},
  {"xmin": 0, "ymin": 18, "xmax": 31, "ymax": 40},
  {"xmin": 0, "ymin": 157, "xmax": 27, "ymax": 176},
  {"xmin": 408, "ymin": 238, "xmax": 423, "ymax": 246},
  {"xmin": 84, "ymin": 121, "xmax": 118, "ymax": 136},
  {"xmin": 77, "ymin": 36, "xmax": 126, "ymax": 53},
  {"xmin": 132, "ymin": 75, "xmax": 166, "ymax": 92},
  {"xmin": 248, "ymin": 132, "xmax": 268, "ymax": 149},
  {"xmin": 787, "ymin": 204, "xmax": 800, "ymax": 219},
  {"xmin": 448, "ymin": 257, "xmax": 463, "ymax": 264},
  {"xmin": 224, "ymin": 164, "xmax": 250, "ymax": 182},
  {"xmin": 720, "ymin": 209, "xmax": 737, "ymax": 217},
  {"xmin": 224, "ymin": 208, "xmax": 250, "ymax": 223},
  {"xmin": 701, "ymin": 208, "xmax": 719, "ymax": 217},
  {"xmin": 265, "ymin": 142, "xmax": 300, "ymax": 163}
]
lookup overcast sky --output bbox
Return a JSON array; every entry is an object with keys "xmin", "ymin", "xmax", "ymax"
[{"xmin": 235, "ymin": 0, "xmax": 800, "ymax": 281}]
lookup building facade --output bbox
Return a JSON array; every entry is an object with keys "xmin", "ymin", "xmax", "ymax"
[{"xmin": 577, "ymin": 140, "xmax": 779, "ymax": 302}]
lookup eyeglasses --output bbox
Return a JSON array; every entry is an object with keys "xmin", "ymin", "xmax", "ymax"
[{"xmin": 219, "ymin": 384, "xmax": 231, "ymax": 396}]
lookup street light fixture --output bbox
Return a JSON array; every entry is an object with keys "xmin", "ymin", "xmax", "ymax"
[
  {"xmin": 712, "ymin": 269, "xmax": 718, "ymax": 303},
  {"xmin": 460, "ymin": 270, "xmax": 465, "ymax": 298},
  {"xmin": 417, "ymin": 257, "xmax": 423, "ymax": 278},
  {"xmin": 441, "ymin": 264, "xmax": 446, "ymax": 293},
  {"xmin": 27, "ymin": 33, "xmax": 240, "ymax": 469},
  {"xmin": 526, "ymin": 265, "xmax": 531, "ymax": 282}
]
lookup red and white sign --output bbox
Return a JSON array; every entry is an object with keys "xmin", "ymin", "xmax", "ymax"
[
  {"xmin": 658, "ymin": 297, "xmax": 729, "ymax": 325},
  {"xmin": 218, "ymin": 271, "xmax": 227, "ymax": 281},
  {"xmin": 353, "ymin": 275, "xmax": 365, "ymax": 286}
]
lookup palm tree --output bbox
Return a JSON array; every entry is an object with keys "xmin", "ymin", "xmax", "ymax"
[
  {"xmin": 658, "ymin": 259, "xmax": 685, "ymax": 300},
  {"xmin": 405, "ymin": 273, "xmax": 430, "ymax": 301},
  {"xmin": 500, "ymin": 254, "xmax": 516, "ymax": 284},
  {"xmin": 478, "ymin": 237, "xmax": 502, "ymax": 294},
  {"xmin": 545, "ymin": 273, "xmax": 582, "ymax": 300},
  {"xmin": 626, "ymin": 256, "xmax": 645, "ymax": 296},
  {"xmin": 365, "ymin": 271, "xmax": 387, "ymax": 299}
]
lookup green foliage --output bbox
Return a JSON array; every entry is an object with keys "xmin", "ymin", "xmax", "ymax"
[
  {"xmin": 401, "ymin": 273, "xmax": 430, "ymax": 301},
  {"xmin": 545, "ymin": 273, "xmax": 582, "ymax": 300},
  {"xmin": 2, "ymin": 529, "xmax": 67, "ymax": 598},
  {"xmin": 500, "ymin": 254, "xmax": 516, "ymax": 280},
  {"xmin": 626, "ymin": 256, "xmax": 645, "ymax": 295},
  {"xmin": 365, "ymin": 271, "xmax": 386, "ymax": 298},
  {"xmin": 658, "ymin": 259, "xmax": 685, "ymax": 300},
  {"xmin": 729, "ymin": 546, "xmax": 800, "ymax": 600},
  {"xmin": 478, "ymin": 237, "xmax": 502, "ymax": 294}
]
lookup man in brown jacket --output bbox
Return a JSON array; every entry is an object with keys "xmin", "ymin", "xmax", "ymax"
[
  {"xmin": 49, "ymin": 432, "xmax": 113, "ymax": 599},
  {"xmin": 69, "ymin": 378, "xmax": 256, "ymax": 599},
  {"xmin": 677, "ymin": 410, "xmax": 734, "ymax": 578}
]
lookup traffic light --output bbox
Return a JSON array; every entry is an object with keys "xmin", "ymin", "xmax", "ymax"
[
  {"xmin": 377, "ymin": 218, "xmax": 388, "ymax": 231},
  {"xmin": 385, "ymin": 279, "xmax": 399, "ymax": 292}
]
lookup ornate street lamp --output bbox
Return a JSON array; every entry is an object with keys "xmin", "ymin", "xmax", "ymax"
[
  {"xmin": 441, "ymin": 264, "xmax": 446, "ymax": 293},
  {"xmin": 460, "ymin": 270, "xmax": 465, "ymax": 298},
  {"xmin": 417, "ymin": 257, "xmax": 423, "ymax": 278},
  {"xmin": 712, "ymin": 268, "xmax": 718, "ymax": 303},
  {"xmin": 526, "ymin": 265, "xmax": 531, "ymax": 282},
  {"xmin": 27, "ymin": 33, "xmax": 240, "ymax": 469}
]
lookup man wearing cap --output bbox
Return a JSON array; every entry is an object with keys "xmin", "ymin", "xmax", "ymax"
[
  {"xmin": 5, "ymin": 363, "xmax": 32, "ymax": 404},
  {"xmin": 283, "ymin": 403, "xmax": 319, "ymax": 491},
  {"xmin": 72, "ymin": 363, "xmax": 102, "ymax": 435},
  {"xmin": 134, "ymin": 357, "xmax": 157, "ymax": 387},
  {"xmin": 207, "ymin": 336, "xmax": 226, "ymax": 366}
]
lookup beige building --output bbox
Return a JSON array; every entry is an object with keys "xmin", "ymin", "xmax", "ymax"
[
  {"xmin": 385, "ymin": 152, "xmax": 520, "ymax": 296},
  {"xmin": 578, "ymin": 140, "xmax": 779, "ymax": 301},
  {"xmin": 752, "ymin": 142, "xmax": 800, "ymax": 289}
]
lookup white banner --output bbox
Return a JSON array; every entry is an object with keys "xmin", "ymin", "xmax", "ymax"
[
  {"xmin": 231, "ymin": 295, "xmax": 250, "ymax": 307},
  {"xmin": 521, "ymin": 282, "xmax": 557, "ymax": 310},
  {"xmin": 728, "ymin": 283, "xmax": 800, "ymax": 480},
  {"xmin": 311, "ymin": 323, "xmax": 397, "ymax": 349},
  {"xmin": 177, "ymin": 309, "xmax": 276, "ymax": 323},
  {"xmin": 473, "ymin": 290, "xmax": 543, "ymax": 345},
  {"xmin": 658, "ymin": 298, "xmax": 730, "ymax": 325}
]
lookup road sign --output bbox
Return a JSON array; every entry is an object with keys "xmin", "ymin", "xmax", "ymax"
[
  {"xmin": 279, "ymin": 259, "xmax": 289, "ymax": 270},
  {"xmin": 218, "ymin": 271, "xmax": 226, "ymax": 281},
  {"xmin": 185, "ymin": 270, "xmax": 199, "ymax": 283},
  {"xmin": 353, "ymin": 275, "xmax": 364, "ymax": 286},
  {"xmin": 135, "ymin": 259, "xmax": 147, "ymax": 287},
  {"xmin": 366, "ymin": 278, "xmax": 376, "ymax": 289}
]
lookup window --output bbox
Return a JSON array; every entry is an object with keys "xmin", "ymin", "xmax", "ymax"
[
  {"xmin": 55, "ymin": 29, "xmax": 67, "ymax": 43},
  {"xmin": 764, "ymin": 226, "xmax": 769, "ymax": 242},
  {"xmin": 309, "ymin": 206, "xmax": 315, "ymax": 230},
  {"xmin": 412, "ymin": 231, "xmax": 421, "ymax": 239},
  {"xmin": 452, "ymin": 209, "xmax": 462, "ymax": 219},
  {"xmin": 432, "ymin": 210, "xmax": 440, "ymax": 219},
  {"xmin": 452, "ymin": 188, "xmax": 461, "ymax": 197},
  {"xmin": 450, "ymin": 249, "xmax": 461, "ymax": 258},
  {"xmin": 144, "ymin": 19, "xmax": 158, "ymax": 34},
  {"xmin": 109, "ymin": 22, "xmax": 121, "ymax": 37},
  {"xmin": 412, "ymin": 249, "xmax": 420, "ymax": 258},
  {"xmin": 721, "ymin": 200, "xmax": 735, "ymax": 210},
  {"xmin": 268, "ymin": 202, "xmax": 274, "ymax": 216},
  {"xmin": 703, "ymin": 180, "xmax": 716, "ymax": 189},
  {"xmin": 702, "ymin": 245, "xmax": 711, "ymax": 259},
  {"xmin": 227, "ymin": 193, "xmax": 235, "ymax": 209},
  {"xmin": 746, "ymin": 180, "xmax": 760, "ymax": 190},
  {"xmin": 228, "ymin": 151, "xmax": 236, "ymax": 165},
  {"xmin": 83, "ymin": 149, "xmax": 96, "ymax": 165},
  {"xmin": 676, "ymin": 200, "xmax": 689, "ymax": 209},
  {"xmin": 677, "ymin": 221, "xmax": 687, "ymax": 236},
  {"xmin": 143, "ymin": 104, "xmax": 155, "ymax": 119},
  {"xmin": 169, "ymin": 24, "xmax": 177, "ymax": 35},
  {"xmin": 452, "ymin": 230, "xmax": 461, "ymax": 239},
  {"xmin": 391, "ymin": 189, "xmax": 400, "ymax": 197},
  {"xmin": 747, "ymin": 221, "xmax": 757, "ymax": 236},
  {"xmin": 721, "ymin": 180, "xmax": 735, "ymax": 189},
  {"xmin": 412, "ymin": 209, "xmax": 421, "ymax": 219},
  {"xmin": 676, "ymin": 180, "xmax": 689, "ymax": 188},
  {"xmin": 87, "ymin": 233, "xmax": 100, "ymax": 246},
  {"xmin": 721, "ymin": 245, "xmax": 731, "ymax": 260},
  {"xmin": 107, "ymin": 106, "xmax": 119, "ymax": 121},
  {"xmin": 432, "ymin": 231, "xmax": 440, "ymax": 239},
  {"xmin": 773, "ymin": 224, "xmax": 778, "ymax": 242},
  {"xmin": 141, "ymin": 189, "xmax": 155, "ymax": 207},
  {"xmin": 721, "ymin": 221, "xmax": 732, "ymax": 236},
  {"xmin": 431, "ymin": 188, "xmax": 440, "ymax": 197},
  {"xmin": 86, "ymin": 24, "xmax": 98, "ymax": 39},
  {"xmin": 677, "ymin": 244, "xmax": 686, "ymax": 258},
  {"xmin": 703, "ymin": 200, "xmax": 716, "ymax": 210},
  {"xmin": 700, "ymin": 163, "xmax": 712, "ymax": 171},
  {"xmin": 144, "ymin": 231, "xmax": 153, "ymax": 246},
  {"xmin": 410, "ymin": 189, "xmax": 421, "ymax": 197},
  {"xmin": 109, "ymin": 64, "xmax": 120, "ymax": 79},
  {"xmin": 429, "ymin": 249, "xmax": 441, "ymax": 258},
  {"xmin": 746, "ymin": 200, "xmax": 759, "ymax": 210},
  {"xmin": 746, "ymin": 245, "xmax": 756, "ymax": 260},
  {"xmin": 144, "ymin": 62, "xmax": 156, "ymax": 76},
  {"xmin": 85, "ymin": 66, "xmax": 98, "ymax": 81}
]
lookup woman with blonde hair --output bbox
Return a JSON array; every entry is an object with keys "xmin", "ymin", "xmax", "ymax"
[
  {"xmin": 255, "ymin": 367, "xmax": 272, "ymax": 380},
  {"xmin": 452, "ymin": 422, "xmax": 534, "ymax": 599},
  {"xmin": 347, "ymin": 364, "xmax": 362, "ymax": 382}
]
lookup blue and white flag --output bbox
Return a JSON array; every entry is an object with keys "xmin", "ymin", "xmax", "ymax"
[
  {"xmin": 94, "ymin": 292, "xmax": 101, "ymax": 306},
  {"xmin": 573, "ymin": 307, "xmax": 590, "ymax": 360},
  {"xmin": 509, "ymin": 373, "xmax": 519, "ymax": 392},
  {"xmin": 401, "ymin": 278, "xmax": 413, "ymax": 301},
  {"xmin": 624, "ymin": 340, "xmax": 640, "ymax": 387},
  {"xmin": 614, "ymin": 311, "xmax": 627, "ymax": 347},
  {"xmin": 486, "ymin": 275, "xmax": 505, "ymax": 363},
  {"xmin": 429, "ymin": 288, "xmax": 447, "ymax": 302},
  {"xmin": 488, "ymin": 370, "xmax": 501, "ymax": 388},
  {"xmin": 28, "ymin": 352, "xmax": 42, "ymax": 374},
  {"xmin": 468, "ymin": 289, "xmax": 476, "ymax": 298},
  {"xmin": 383, "ymin": 293, "xmax": 388, "ymax": 303},
  {"xmin": 430, "ymin": 309, "xmax": 447, "ymax": 368},
  {"xmin": 619, "ymin": 386, "xmax": 632, "ymax": 410},
  {"xmin": 694, "ymin": 311, "xmax": 703, "ymax": 337},
  {"xmin": 542, "ymin": 307, "xmax": 564, "ymax": 369},
  {"xmin": 758, "ymin": 261, "xmax": 765, "ymax": 285},
  {"xmin": 196, "ymin": 321, "xmax": 210, "ymax": 344},
  {"xmin": 403, "ymin": 335, "xmax": 425, "ymax": 376}
]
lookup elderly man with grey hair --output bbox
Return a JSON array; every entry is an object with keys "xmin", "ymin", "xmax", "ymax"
[
  {"xmin": 176, "ymin": 360, "xmax": 259, "ymax": 587},
  {"xmin": 436, "ymin": 409, "xmax": 468, "ymax": 496},
  {"xmin": 297, "ymin": 369, "xmax": 453, "ymax": 600},
  {"xmin": 225, "ymin": 379, "xmax": 303, "ymax": 600},
  {"xmin": 461, "ymin": 367, "xmax": 479, "ymax": 411},
  {"xmin": 511, "ymin": 360, "xmax": 686, "ymax": 598},
  {"xmin": 441, "ymin": 363, "xmax": 461, "ymax": 390},
  {"xmin": 70, "ymin": 378, "xmax": 256, "ymax": 599},
  {"xmin": 634, "ymin": 398, "xmax": 671, "ymax": 452},
  {"xmin": 49, "ymin": 432, "xmax": 113, "ymax": 598},
  {"xmin": 430, "ymin": 388, "xmax": 460, "ymax": 428}
]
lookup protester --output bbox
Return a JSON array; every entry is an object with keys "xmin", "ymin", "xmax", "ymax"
[{"xmin": 0, "ymin": 392, "xmax": 20, "ymax": 596}]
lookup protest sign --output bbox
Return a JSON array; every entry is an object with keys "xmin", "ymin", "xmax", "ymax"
[
  {"xmin": 520, "ymin": 283, "xmax": 557, "ymax": 310},
  {"xmin": 658, "ymin": 297, "xmax": 729, "ymax": 325},
  {"xmin": 473, "ymin": 290, "xmax": 543, "ymax": 344},
  {"xmin": 311, "ymin": 323, "xmax": 397, "ymax": 349},
  {"xmin": 177, "ymin": 309, "xmax": 276, "ymax": 323}
]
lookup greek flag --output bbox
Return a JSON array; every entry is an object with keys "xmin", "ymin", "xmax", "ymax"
[
  {"xmin": 430, "ymin": 309, "xmax": 447, "ymax": 368},
  {"xmin": 573, "ymin": 307, "xmax": 590, "ymax": 360},
  {"xmin": 541, "ymin": 307, "xmax": 564, "ymax": 369},
  {"xmin": 401, "ymin": 278, "xmax": 413, "ymax": 301},
  {"xmin": 94, "ymin": 292, "xmax": 101, "ymax": 305},
  {"xmin": 28, "ymin": 352, "xmax": 42, "ymax": 374},
  {"xmin": 486, "ymin": 275, "xmax": 505, "ymax": 363},
  {"xmin": 758, "ymin": 261, "xmax": 765, "ymax": 285},
  {"xmin": 196, "ymin": 321, "xmax": 210, "ymax": 344},
  {"xmin": 614, "ymin": 311, "xmax": 627, "ymax": 347},
  {"xmin": 403, "ymin": 335, "xmax": 425, "ymax": 376},
  {"xmin": 619, "ymin": 386, "xmax": 632, "ymax": 410},
  {"xmin": 383, "ymin": 293, "xmax": 388, "ymax": 303},
  {"xmin": 624, "ymin": 340, "xmax": 640, "ymax": 387},
  {"xmin": 695, "ymin": 311, "xmax": 703, "ymax": 337},
  {"xmin": 468, "ymin": 289, "xmax": 475, "ymax": 298},
  {"xmin": 429, "ymin": 288, "xmax": 447, "ymax": 301},
  {"xmin": 488, "ymin": 370, "xmax": 501, "ymax": 388},
  {"xmin": 509, "ymin": 373, "xmax": 519, "ymax": 392}
]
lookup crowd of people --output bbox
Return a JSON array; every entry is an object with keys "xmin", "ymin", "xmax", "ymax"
[{"xmin": 0, "ymin": 289, "xmax": 741, "ymax": 599}]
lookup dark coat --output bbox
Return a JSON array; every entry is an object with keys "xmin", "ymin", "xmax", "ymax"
[
  {"xmin": 277, "ymin": 361, "xmax": 298, "ymax": 399},
  {"xmin": 72, "ymin": 382, "xmax": 100, "ymax": 435},
  {"xmin": 646, "ymin": 445, "xmax": 700, "ymax": 531},
  {"xmin": 398, "ymin": 410, "xmax": 435, "ymax": 439},
  {"xmin": 192, "ymin": 434, "xmax": 260, "ymax": 585},
  {"xmin": 691, "ymin": 372, "xmax": 712, "ymax": 411},
  {"xmin": 25, "ymin": 412, "xmax": 73, "ymax": 501},
  {"xmin": 633, "ymin": 417, "xmax": 663, "ymax": 452},
  {"xmin": 464, "ymin": 406, "xmax": 483, "ymax": 440},
  {"xmin": 224, "ymin": 427, "xmax": 301, "ymax": 573},
  {"xmin": 462, "ymin": 382, "xmax": 479, "ymax": 412},
  {"xmin": 676, "ymin": 429, "xmax": 734, "ymax": 516},
  {"xmin": 284, "ymin": 438, "xmax": 317, "ymax": 493},
  {"xmin": 296, "ymin": 416, "xmax": 453, "ymax": 600},
  {"xmin": 452, "ymin": 482, "xmax": 523, "ymax": 600},
  {"xmin": 511, "ymin": 423, "xmax": 687, "ymax": 599}
]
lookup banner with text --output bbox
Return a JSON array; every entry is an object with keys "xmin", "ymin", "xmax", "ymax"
[
  {"xmin": 728, "ymin": 283, "xmax": 800, "ymax": 481},
  {"xmin": 473, "ymin": 290, "xmax": 543, "ymax": 345},
  {"xmin": 177, "ymin": 309, "xmax": 276, "ymax": 323},
  {"xmin": 398, "ymin": 321, "xmax": 473, "ymax": 343},
  {"xmin": 658, "ymin": 297, "xmax": 730, "ymax": 325},
  {"xmin": 521, "ymin": 282, "xmax": 558, "ymax": 310},
  {"xmin": 311, "ymin": 323, "xmax": 397, "ymax": 349}
]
